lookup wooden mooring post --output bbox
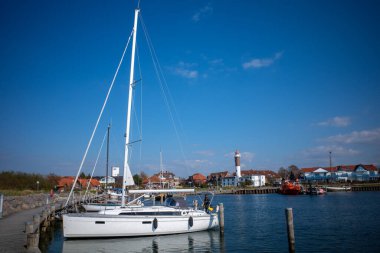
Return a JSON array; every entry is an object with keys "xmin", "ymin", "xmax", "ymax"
[
  {"xmin": 25, "ymin": 203, "xmax": 60, "ymax": 252},
  {"xmin": 285, "ymin": 208, "xmax": 295, "ymax": 253},
  {"xmin": 25, "ymin": 221, "xmax": 41, "ymax": 253},
  {"xmin": 0, "ymin": 193, "xmax": 3, "ymax": 219},
  {"xmin": 219, "ymin": 203, "xmax": 225, "ymax": 235}
]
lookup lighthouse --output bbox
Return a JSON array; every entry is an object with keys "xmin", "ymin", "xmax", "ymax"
[{"xmin": 235, "ymin": 150, "xmax": 241, "ymax": 178}]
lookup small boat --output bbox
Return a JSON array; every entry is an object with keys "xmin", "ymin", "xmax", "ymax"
[
  {"xmin": 326, "ymin": 186, "xmax": 351, "ymax": 192},
  {"xmin": 279, "ymin": 180, "xmax": 302, "ymax": 195},
  {"xmin": 306, "ymin": 185, "xmax": 326, "ymax": 195}
]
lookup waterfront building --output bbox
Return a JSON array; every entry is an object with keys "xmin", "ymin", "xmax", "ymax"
[
  {"xmin": 211, "ymin": 150, "xmax": 278, "ymax": 187},
  {"xmin": 99, "ymin": 176, "xmax": 116, "ymax": 187},
  {"xmin": 143, "ymin": 175, "xmax": 162, "ymax": 189},
  {"xmin": 57, "ymin": 176, "xmax": 78, "ymax": 192},
  {"xmin": 143, "ymin": 170, "xmax": 181, "ymax": 189},
  {"xmin": 78, "ymin": 178, "xmax": 100, "ymax": 190},
  {"xmin": 301, "ymin": 164, "xmax": 379, "ymax": 182},
  {"xmin": 207, "ymin": 171, "xmax": 230, "ymax": 186},
  {"xmin": 222, "ymin": 176, "xmax": 239, "ymax": 187},
  {"xmin": 220, "ymin": 150, "xmax": 243, "ymax": 187},
  {"xmin": 57, "ymin": 176, "xmax": 100, "ymax": 192},
  {"xmin": 241, "ymin": 174, "xmax": 266, "ymax": 187},
  {"xmin": 220, "ymin": 170, "xmax": 268, "ymax": 187},
  {"xmin": 188, "ymin": 173, "xmax": 207, "ymax": 187}
]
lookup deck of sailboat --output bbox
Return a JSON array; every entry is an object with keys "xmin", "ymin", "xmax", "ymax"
[{"xmin": 66, "ymin": 206, "xmax": 211, "ymax": 217}]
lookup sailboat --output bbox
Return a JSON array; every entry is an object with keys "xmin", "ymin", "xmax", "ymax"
[
  {"xmin": 81, "ymin": 124, "xmax": 122, "ymax": 212},
  {"xmin": 62, "ymin": 7, "xmax": 219, "ymax": 238}
]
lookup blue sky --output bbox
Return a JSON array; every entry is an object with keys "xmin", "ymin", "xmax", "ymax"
[{"xmin": 1, "ymin": 0, "xmax": 379, "ymax": 178}]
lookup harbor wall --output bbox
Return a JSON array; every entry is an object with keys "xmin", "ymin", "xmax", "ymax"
[
  {"xmin": 210, "ymin": 183, "xmax": 380, "ymax": 195},
  {"xmin": 1, "ymin": 193, "xmax": 52, "ymax": 217}
]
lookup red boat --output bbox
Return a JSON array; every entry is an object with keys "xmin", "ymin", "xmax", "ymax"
[{"xmin": 280, "ymin": 180, "xmax": 302, "ymax": 195}]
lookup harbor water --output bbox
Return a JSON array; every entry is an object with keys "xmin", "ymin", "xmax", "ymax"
[{"xmin": 41, "ymin": 191, "xmax": 380, "ymax": 252}]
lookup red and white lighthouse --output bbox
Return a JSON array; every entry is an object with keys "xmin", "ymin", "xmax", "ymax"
[{"xmin": 235, "ymin": 150, "xmax": 241, "ymax": 178}]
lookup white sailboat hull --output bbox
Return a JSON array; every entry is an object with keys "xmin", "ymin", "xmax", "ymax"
[{"xmin": 63, "ymin": 211, "xmax": 219, "ymax": 238}]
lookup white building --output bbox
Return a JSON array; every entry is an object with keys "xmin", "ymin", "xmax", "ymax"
[
  {"xmin": 221, "ymin": 174, "xmax": 266, "ymax": 187},
  {"xmin": 220, "ymin": 150, "xmax": 267, "ymax": 187},
  {"xmin": 222, "ymin": 176, "xmax": 238, "ymax": 187},
  {"xmin": 112, "ymin": 167, "xmax": 120, "ymax": 177},
  {"xmin": 99, "ymin": 176, "xmax": 115, "ymax": 185},
  {"xmin": 242, "ymin": 175, "xmax": 266, "ymax": 187},
  {"xmin": 220, "ymin": 150, "xmax": 242, "ymax": 187}
]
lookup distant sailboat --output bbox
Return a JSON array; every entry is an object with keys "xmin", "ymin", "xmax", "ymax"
[
  {"xmin": 82, "ymin": 124, "xmax": 122, "ymax": 212},
  {"xmin": 63, "ymin": 6, "xmax": 219, "ymax": 238}
]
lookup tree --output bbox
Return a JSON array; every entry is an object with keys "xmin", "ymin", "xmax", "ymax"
[
  {"xmin": 133, "ymin": 174, "xmax": 142, "ymax": 186},
  {"xmin": 278, "ymin": 167, "xmax": 288, "ymax": 179},
  {"xmin": 79, "ymin": 172, "xmax": 86, "ymax": 179},
  {"xmin": 289, "ymin": 171, "xmax": 296, "ymax": 180},
  {"xmin": 288, "ymin": 165, "xmax": 301, "ymax": 179},
  {"xmin": 240, "ymin": 180, "xmax": 252, "ymax": 188},
  {"xmin": 140, "ymin": 172, "xmax": 148, "ymax": 181},
  {"xmin": 46, "ymin": 173, "xmax": 60, "ymax": 189}
]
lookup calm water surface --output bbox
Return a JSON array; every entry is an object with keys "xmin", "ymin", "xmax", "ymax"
[{"xmin": 42, "ymin": 191, "xmax": 380, "ymax": 252}]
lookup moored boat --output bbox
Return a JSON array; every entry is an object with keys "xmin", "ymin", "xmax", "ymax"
[
  {"xmin": 63, "ymin": 194, "xmax": 219, "ymax": 238},
  {"xmin": 306, "ymin": 186, "xmax": 326, "ymax": 195},
  {"xmin": 279, "ymin": 180, "xmax": 302, "ymax": 195},
  {"xmin": 326, "ymin": 186, "xmax": 351, "ymax": 192},
  {"xmin": 62, "ymin": 5, "xmax": 219, "ymax": 238}
]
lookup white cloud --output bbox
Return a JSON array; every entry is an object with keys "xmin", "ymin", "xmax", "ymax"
[
  {"xmin": 172, "ymin": 159, "xmax": 213, "ymax": 171},
  {"xmin": 243, "ymin": 51, "xmax": 283, "ymax": 69},
  {"xmin": 317, "ymin": 116, "xmax": 351, "ymax": 127},
  {"xmin": 303, "ymin": 145, "xmax": 359, "ymax": 158},
  {"xmin": 209, "ymin": 58, "xmax": 224, "ymax": 66},
  {"xmin": 171, "ymin": 61, "xmax": 198, "ymax": 79},
  {"xmin": 325, "ymin": 128, "xmax": 380, "ymax": 144},
  {"xmin": 192, "ymin": 4, "xmax": 213, "ymax": 22},
  {"xmin": 193, "ymin": 150, "xmax": 215, "ymax": 157},
  {"xmin": 241, "ymin": 152, "xmax": 255, "ymax": 162}
]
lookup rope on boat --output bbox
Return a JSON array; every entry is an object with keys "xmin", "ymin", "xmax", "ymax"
[
  {"xmin": 65, "ymin": 29, "xmax": 135, "ymax": 207},
  {"xmin": 82, "ymin": 129, "xmax": 108, "ymax": 202}
]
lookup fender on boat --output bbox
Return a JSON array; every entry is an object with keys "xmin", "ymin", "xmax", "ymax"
[
  {"xmin": 153, "ymin": 217, "xmax": 158, "ymax": 229},
  {"xmin": 188, "ymin": 216, "xmax": 193, "ymax": 227}
]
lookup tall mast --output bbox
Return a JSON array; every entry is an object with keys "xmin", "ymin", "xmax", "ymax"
[
  {"xmin": 122, "ymin": 8, "xmax": 140, "ymax": 207},
  {"xmin": 105, "ymin": 123, "xmax": 110, "ymax": 191},
  {"xmin": 160, "ymin": 149, "xmax": 163, "ymax": 189}
]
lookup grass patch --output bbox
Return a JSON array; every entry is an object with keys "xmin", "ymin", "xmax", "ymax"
[{"xmin": 0, "ymin": 189, "xmax": 43, "ymax": 196}]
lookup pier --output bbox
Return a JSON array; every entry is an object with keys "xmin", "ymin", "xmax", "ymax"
[
  {"xmin": 351, "ymin": 184, "xmax": 380, "ymax": 191},
  {"xmin": 211, "ymin": 183, "xmax": 380, "ymax": 195},
  {"xmin": 0, "ymin": 193, "xmax": 80, "ymax": 253},
  {"xmin": 231, "ymin": 187, "xmax": 279, "ymax": 195},
  {"xmin": 0, "ymin": 206, "xmax": 45, "ymax": 253}
]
